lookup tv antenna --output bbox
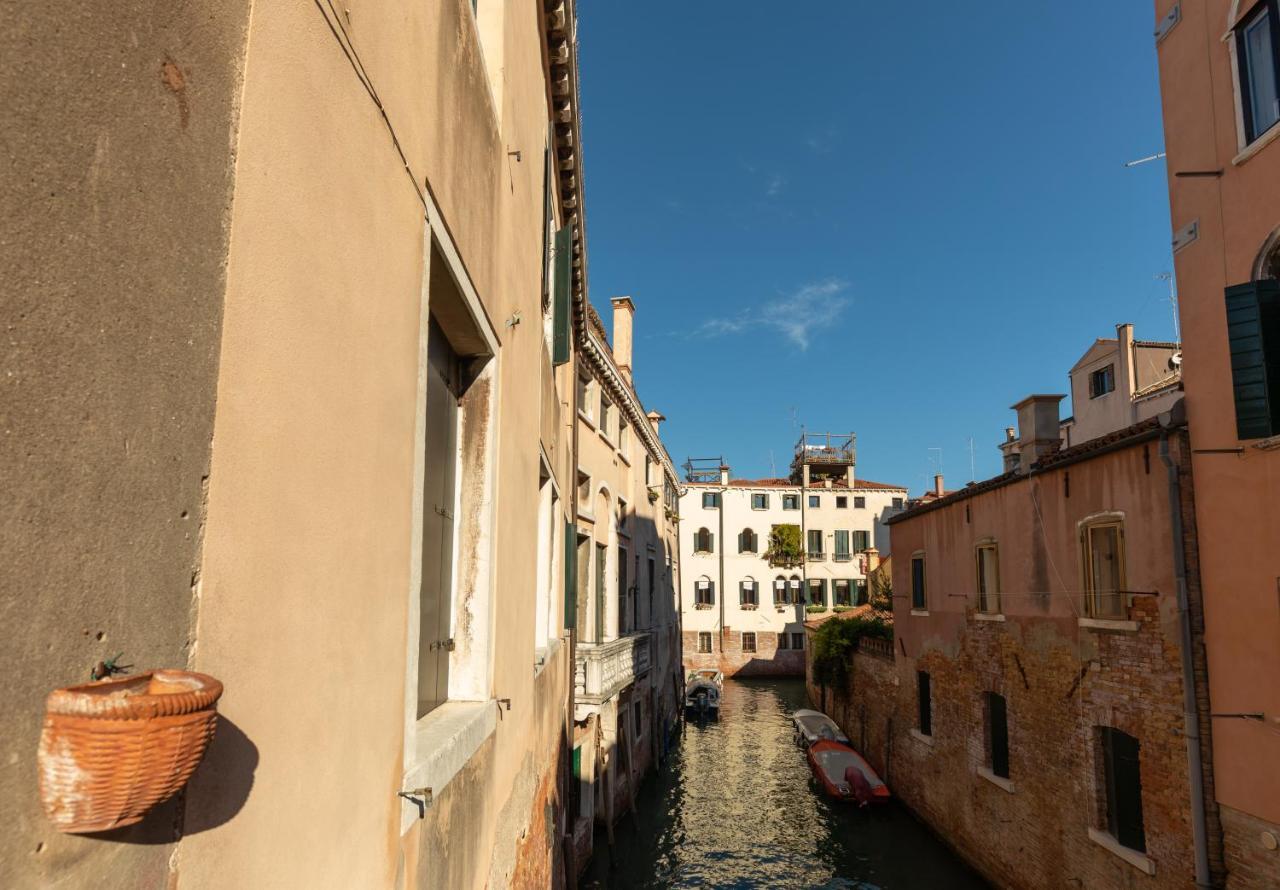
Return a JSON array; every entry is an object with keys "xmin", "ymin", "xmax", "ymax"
[
  {"xmin": 928, "ymin": 447, "xmax": 942, "ymax": 476},
  {"xmin": 968, "ymin": 437, "xmax": 976, "ymax": 483},
  {"xmin": 769, "ymin": 449, "xmax": 776, "ymax": 478},
  {"xmin": 1155, "ymin": 272, "xmax": 1181, "ymax": 345},
  {"xmin": 1124, "ymin": 151, "xmax": 1166, "ymax": 167}
]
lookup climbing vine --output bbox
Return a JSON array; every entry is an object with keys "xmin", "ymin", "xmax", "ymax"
[{"xmin": 763, "ymin": 524, "xmax": 804, "ymax": 568}]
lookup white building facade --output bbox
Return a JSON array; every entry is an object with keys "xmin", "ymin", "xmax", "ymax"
[{"xmin": 678, "ymin": 436, "xmax": 906, "ymax": 677}]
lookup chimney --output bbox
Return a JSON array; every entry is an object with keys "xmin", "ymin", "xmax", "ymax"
[
  {"xmin": 646, "ymin": 409, "xmax": 664, "ymax": 435},
  {"xmin": 720, "ymin": 465, "xmax": 730, "ymax": 485},
  {"xmin": 611, "ymin": 296, "xmax": 635, "ymax": 384},
  {"xmin": 865, "ymin": 547, "xmax": 880, "ymax": 574},
  {"xmin": 1116, "ymin": 322, "xmax": 1136, "ymax": 404},
  {"xmin": 1011, "ymin": 394, "xmax": 1066, "ymax": 472},
  {"xmin": 1000, "ymin": 427, "xmax": 1020, "ymax": 473},
  {"xmin": 933, "ymin": 474, "xmax": 944, "ymax": 497}
]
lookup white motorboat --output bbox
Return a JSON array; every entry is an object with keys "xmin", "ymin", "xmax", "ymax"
[
  {"xmin": 791, "ymin": 708, "xmax": 850, "ymax": 748},
  {"xmin": 684, "ymin": 669, "xmax": 723, "ymax": 718}
]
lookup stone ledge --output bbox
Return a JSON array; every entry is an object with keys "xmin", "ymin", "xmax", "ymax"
[
  {"xmin": 401, "ymin": 700, "xmax": 498, "ymax": 834},
  {"xmin": 977, "ymin": 766, "xmax": 1015, "ymax": 793},
  {"xmin": 909, "ymin": 728, "xmax": 934, "ymax": 748},
  {"xmin": 974, "ymin": 612, "xmax": 1006, "ymax": 623},
  {"xmin": 1087, "ymin": 827, "xmax": 1155, "ymax": 875},
  {"xmin": 1078, "ymin": 617, "xmax": 1140, "ymax": 633},
  {"xmin": 910, "ymin": 609, "xmax": 930, "ymax": 617}
]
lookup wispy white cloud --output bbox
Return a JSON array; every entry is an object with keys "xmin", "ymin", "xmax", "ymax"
[
  {"xmin": 765, "ymin": 173, "xmax": 786, "ymax": 197},
  {"xmin": 687, "ymin": 278, "xmax": 850, "ymax": 350}
]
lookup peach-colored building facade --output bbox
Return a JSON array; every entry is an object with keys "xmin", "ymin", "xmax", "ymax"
[{"xmin": 1155, "ymin": 3, "xmax": 1280, "ymax": 885}]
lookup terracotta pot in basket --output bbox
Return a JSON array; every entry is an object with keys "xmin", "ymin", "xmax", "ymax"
[{"xmin": 38, "ymin": 669, "xmax": 223, "ymax": 833}]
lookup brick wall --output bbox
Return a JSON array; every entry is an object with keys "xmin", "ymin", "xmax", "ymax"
[
  {"xmin": 682, "ymin": 628, "xmax": 806, "ymax": 677},
  {"xmin": 808, "ymin": 608, "xmax": 1212, "ymax": 889}
]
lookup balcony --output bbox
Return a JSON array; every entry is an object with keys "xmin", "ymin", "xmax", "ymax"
[{"xmin": 574, "ymin": 632, "xmax": 651, "ymax": 707}]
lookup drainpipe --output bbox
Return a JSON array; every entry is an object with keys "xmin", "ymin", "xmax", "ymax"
[
  {"xmin": 717, "ymin": 475, "xmax": 726, "ymax": 653},
  {"xmin": 1158, "ymin": 422, "xmax": 1211, "ymax": 890}
]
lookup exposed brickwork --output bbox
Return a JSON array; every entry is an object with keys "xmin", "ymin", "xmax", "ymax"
[
  {"xmin": 1221, "ymin": 805, "xmax": 1280, "ymax": 890},
  {"xmin": 682, "ymin": 628, "xmax": 806, "ymax": 677},
  {"xmin": 806, "ymin": 429, "xmax": 1229, "ymax": 889}
]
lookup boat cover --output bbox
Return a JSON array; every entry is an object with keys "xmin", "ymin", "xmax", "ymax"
[
  {"xmin": 809, "ymin": 740, "xmax": 889, "ymax": 803},
  {"xmin": 792, "ymin": 709, "xmax": 851, "ymax": 745}
]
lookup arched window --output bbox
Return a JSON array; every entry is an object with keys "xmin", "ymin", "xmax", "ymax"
[
  {"xmin": 789, "ymin": 574, "xmax": 802, "ymax": 604},
  {"xmin": 739, "ymin": 528, "xmax": 758, "ymax": 553},
  {"xmin": 694, "ymin": 527, "xmax": 713, "ymax": 553},
  {"xmin": 695, "ymin": 575, "xmax": 715, "ymax": 607},
  {"xmin": 1259, "ymin": 232, "xmax": 1280, "ymax": 280},
  {"xmin": 773, "ymin": 575, "xmax": 787, "ymax": 605},
  {"xmin": 740, "ymin": 576, "xmax": 758, "ymax": 607}
]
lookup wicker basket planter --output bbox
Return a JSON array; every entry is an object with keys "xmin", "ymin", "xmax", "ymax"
[{"xmin": 38, "ymin": 670, "xmax": 223, "ymax": 833}]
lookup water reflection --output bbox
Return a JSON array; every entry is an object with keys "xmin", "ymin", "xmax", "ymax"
[{"xmin": 582, "ymin": 678, "xmax": 988, "ymax": 890}]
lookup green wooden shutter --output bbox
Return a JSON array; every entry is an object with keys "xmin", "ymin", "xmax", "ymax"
[
  {"xmin": 1226, "ymin": 281, "xmax": 1280, "ymax": 439},
  {"xmin": 552, "ymin": 226, "xmax": 572, "ymax": 366},
  {"xmin": 563, "ymin": 520, "xmax": 576, "ymax": 629}
]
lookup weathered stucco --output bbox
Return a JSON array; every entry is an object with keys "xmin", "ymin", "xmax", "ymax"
[{"xmin": 0, "ymin": 4, "xmax": 251, "ymax": 887}]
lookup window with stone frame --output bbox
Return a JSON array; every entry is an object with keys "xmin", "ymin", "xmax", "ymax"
[
  {"xmin": 976, "ymin": 540, "xmax": 1000, "ymax": 614},
  {"xmin": 790, "ymin": 631, "xmax": 805, "ymax": 650},
  {"xmin": 807, "ymin": 529, "xmax": 824, "ymax": 559},
  {"xmin": 742, "ymin": 631, "xmax": 757, "ymax": 653},
  {"xmin": 702, "ymin": 491, "xmax": 720, "ymax": 509},
  {"xmin": 1235, "ymin": 0, "xmax": 1280, "ymax": 144},
  {"xmin": 694, "ymin": 527, "xmax": 714, "ymax": 554},
  {"xmin": 833, "ymin": 579, "xmax": 852, "ymax": 606},
  {"xmin": 854, "ymin": 496, "xmax": 866, "ymax": 508},
  {"xmin": 911, "ymin": 553, "xmax": 927, "ymax": 610},
  {"xmin": 806, "ymin": 578, "xmax": 826, "ymax": 607},
  {"xmin": 984, "ymin": 692, "xmax": 1009, "ymax": 779},
  {"xmin": 782, "ymin": 494, "xmax": 800, "ymax": 510},
  {"xmin": 833, "ymin": 530, "xmax": 851, "ymax": 562},
  {"xmin": 599, "ymin": 391, "xmax": 612, "ymax": 438},
  {"xmin": 739, "ymin": 528, "xmax": 758, "ymax": 553},
  {"xmin": 836, "ymin": 495, "xmax": 848, "ymax": 508},
  {"xmin": 695, "ymin": 576, "xmax": 715, "ymax": 607},
  {"xmin": 1081, "ymin": 518, "xmax": 1125, "ymax": 619},
  {"xmin": 809, "ymin": 494, "xmax": 821, "ymax": 508},
  {"xmin": 917, "ymin": 671, "xmax": 932, "ymax": 736},
  {"xmin": 1097, "ymin": 726, "xmax": 1146, "ymax": 853},
  {"xmin": 697, "ymin": 632, "xmax": 712, "ymax": 654},
  {"xmin": 777, "ymin": 631, "xmax": 790, "ymax": 650},
  {"xmin": 751, "ymin": 492, "xmax": 769, "ymax": 510},
  {"xmin": 739, "ymin": 577, "xmax": 758, "ymax": 607}
]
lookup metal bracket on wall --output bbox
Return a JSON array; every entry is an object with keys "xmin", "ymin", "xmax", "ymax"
[
  {"xmin": 398, "ymin": 787, "xmax": 433, "ymax": 819},
  {"xmin": 1155, "ymin": 3, "xmax": 1180, "ymax": 44}
]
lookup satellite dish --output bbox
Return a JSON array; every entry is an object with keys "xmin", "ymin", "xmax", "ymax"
[{"xmin": 1169, "ymin": 352, "xmax": 1182, "ymax": 371}]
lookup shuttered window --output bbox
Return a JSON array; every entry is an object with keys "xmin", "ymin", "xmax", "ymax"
[
  {"xmin": 694, "ymin": 528, "xmax": 714, "ymax": 553},
  {"xmin": 853, "ymin": 530, "xmax": 870, "ymax": 552},
  {"xmin": 833, "ymin": 530, "xmax": 851, "ymax": 561},
  {"xmin": 911, "ymin": 556, "xmax": 927, "ymax": 610},
  {"xmin": 986, "ymin": 693, "xmax": 1009, "ymax": 779},
  {"xmin": 807, "ymin": 529, "xmax": 824, "ymax": 558},
  {"xmin": 1101, "ymin": 727, "xmax": 1146, "ymax": 853},
  {"xmin": 917, "ymin": 671, "xmax": 932, "ymax": 736},
  {"xmin": 563, "ymin": 520, "xmax": 576, "ymax": 630},
  {"xmin": 1225, "ymin": 281, "xmax": 1280, "ymax": 439},
  {"xmin": 552, "ymin": 226, "xmax": 572, "ymax": 365}
]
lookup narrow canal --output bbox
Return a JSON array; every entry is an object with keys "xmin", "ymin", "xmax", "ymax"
[{"xmin": 582, "ymin": 678, "xmax": 988, "ymax": 889}]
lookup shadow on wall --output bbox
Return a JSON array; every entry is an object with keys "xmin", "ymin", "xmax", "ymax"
[{"xmin": 83, "ymin": 716, "xmax": 258, "ymax": 845}]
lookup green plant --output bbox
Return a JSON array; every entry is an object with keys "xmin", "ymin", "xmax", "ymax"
[
  {"xmin": 810, "ymin": 613, "xmax": 894, "ymax": 691},
  {"xmin": 647, "ymin": 489, "xmax": 659, "ymax": 504},
  {"xmin": 868, "ymin": 575, "xmax": 893, "ymax": 615},
  {"xmin": 805, "ymin": 603, "xmax": 825, "ymax": 614},
  {"xmin": 832, "ymin": 604, "xmax": 851, "ymax": 613},
  {"xmin": 763, "ymin": 524, "xmax": 804, "ymax": 568}
]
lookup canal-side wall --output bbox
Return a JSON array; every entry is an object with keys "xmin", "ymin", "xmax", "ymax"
[{"xmin": 805, "ymin": 427, "xmax": 1224, "ymax": 890}]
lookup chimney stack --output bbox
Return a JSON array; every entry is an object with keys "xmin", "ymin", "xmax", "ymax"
[
  {"xmin": 1011, "ymin": 394, "xmax": 1066, "ymax": 472},
  {"xmin": 999, "ymin": 427, "xmax": 1020, "ymax": 473},
  {"xmin": 646, "ymin": 410, "xmax": 664, "ymax": 435},
  {"xmin": 1116, "ymin": 322, "xmax": 1136, "ymax": 404},
  {"xmin": 611, "ymin": 296, "xmax": 635, "ymax": 384},
  {"xmin": 720, "ymin": 465, "xmax": 730, "ymax": 485},
  {"xmin": 933, "ymin": 474, "xmax": 944, "ymax": 497}
]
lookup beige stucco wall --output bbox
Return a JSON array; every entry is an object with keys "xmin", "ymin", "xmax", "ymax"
[{"xmin": 0, "ymin": 4, "xmax": 252, "ymax": 888}]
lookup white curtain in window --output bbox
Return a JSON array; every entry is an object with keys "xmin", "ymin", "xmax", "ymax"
[{"xmin": 1246, "ymin": 10, "xmax": 1280, "ymax": 134}]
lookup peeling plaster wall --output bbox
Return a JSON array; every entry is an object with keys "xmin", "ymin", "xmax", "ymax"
[{"xmin": 0, "ymin": 4, "xmax": 252, "ymax": 888}]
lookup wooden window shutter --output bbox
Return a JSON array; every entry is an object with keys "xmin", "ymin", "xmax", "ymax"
[
  {"xmin": 1225, "ymin": 281, "xmax": 1280, "ymax": 439},
  {"xmin": 552, "ymin": 226, "xmax": 572, "ymax": 365},
  {"xmin": 563, "ymin": 520, "xmax": 576, "ymax": 630}
]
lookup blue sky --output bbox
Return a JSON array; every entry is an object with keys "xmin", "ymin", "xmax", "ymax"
[{"xmin": 577, "ymin": 2, "xmax": 1174, "ymax": 494}]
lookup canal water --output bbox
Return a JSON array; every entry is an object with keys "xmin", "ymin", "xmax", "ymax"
[{"xmin": 581, "ymin": 678, "xmax": 988, "ymax": 890}]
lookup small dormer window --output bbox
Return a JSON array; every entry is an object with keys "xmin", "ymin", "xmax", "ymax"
[{"xmin": 1089, "ymin": 364, "xmax": 1115, "ymax": 399}]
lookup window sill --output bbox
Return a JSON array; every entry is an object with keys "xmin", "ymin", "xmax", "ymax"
[
  {"xmin": 533, "ymin": 635, "xmax": 563, "ymax": 678},
  {"xmin": 1087, "ymin": 827, "xmax": 1155, "ymax": 875},
  {"xmin": 909, "ymin": 728, "xmax": 934, "ymax": 748},
  {"xmin": 910, "ymin": 609, "xmax": 930, "ymax": 617},
  {"xmin": 694, "ymin": 603, "xmax": 713, "ymax": 610},
  {"xmin": 974, "ymin": 612, "xmax": 1006, "ymax": 623},
  {"xmin": 740, "ymin": 604, "xmax": 758, "ymax": 611},
  {"xmin": 577, "ymin": 509, "xmax": 595, "ymax": 524},
  {"xmin": 400, "ymin": 700, "xmax": 498, "ymax": 834},
  {"xmin": 617, "ymin": 451, "xmax": 631, "ymax": 467},
  {"xmin": 1233, "ymin": 121, "xmax": 1280, "ymax": 166},
  {"xmin": 577, "ymin": 409, "xmax": 595, "ymax": 430},
  {"xmin": 1078, "ymin": 617, "xmax": 1139, "ymax": 633},
  {"xmin": 596, "ymin": 428, "xmax": 613, "ymax": 448},
  {"xmin": 977, "ymin": 766, "xmax": 1014, "ymax": 794}
]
